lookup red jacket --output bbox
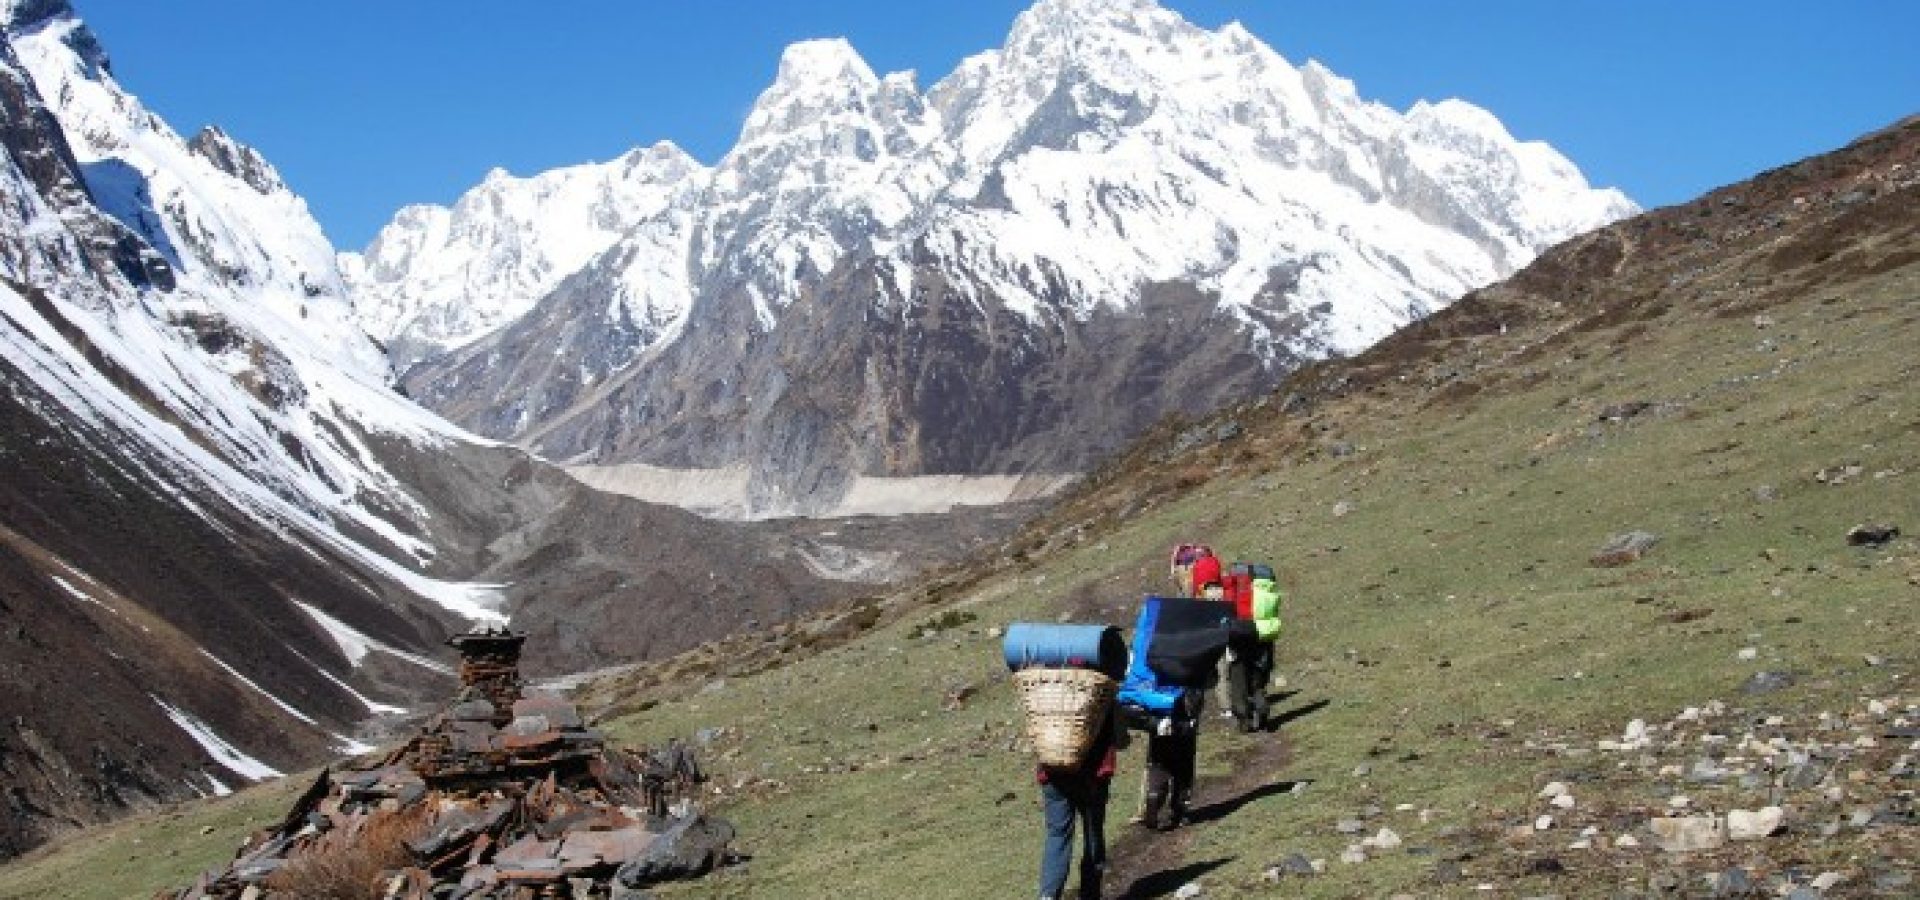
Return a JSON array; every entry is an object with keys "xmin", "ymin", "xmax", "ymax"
[{"xmin": 1190, "ymin": 554, "xmax": 1222, "ymax": 593}]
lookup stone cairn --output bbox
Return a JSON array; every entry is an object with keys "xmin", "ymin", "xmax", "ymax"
[{"xmin": 171, "ymin": 626, "xmax": 733, "ymax": 899}]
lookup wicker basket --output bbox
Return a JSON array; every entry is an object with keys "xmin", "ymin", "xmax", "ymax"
[{"xmin": 1013, "ymin": 667, "xmax": 1117, "ymax": 770}]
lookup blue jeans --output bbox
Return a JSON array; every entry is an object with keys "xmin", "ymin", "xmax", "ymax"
[{"xmin": 1040, "ymin": 775, "xmax": 1109, "ymax": 900}]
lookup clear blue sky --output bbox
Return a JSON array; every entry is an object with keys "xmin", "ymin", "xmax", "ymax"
[{"xmin": 71, "ymin": 0, "xmax": 1918, "ymax": 250}]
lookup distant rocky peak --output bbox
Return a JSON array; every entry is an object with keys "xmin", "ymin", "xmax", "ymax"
[
  {"xmin": 1, "ymin": 0, "xmax": 74, "ymax": 32},
  {"xmin": 187, "ymin": 125, "xmax": 285, "ymax": 196},
  {"xmin": 1, "ymin": 0, "xmax": 107, "ymax": 76},
  {"xmin": 739, "ymin": 39, "xmax": 893, "ymax": 143},
  {"xmin": 619, "ymin": 140, "xmax": 703, "ymax": 181},
  {"xmin": 1004, "ymin": 0, "xmax": 1195, "ymax": 60},
  {"xmin": 1017, "ymin": 0, "xmax": 1168, "ymax": 31}
]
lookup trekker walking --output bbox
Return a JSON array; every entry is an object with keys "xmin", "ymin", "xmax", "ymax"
[
  {"xmin": 1136, "ymin": 689, "xmax": 1204, "ymax": 830},
  {"xmin": 1189, "ymin": 548, "xmax": 1222, "ymax": 598},
  {"xmin": 1223, "ymin": 563, "xmax": 1283, "ymax": 732},
  {"xmin": 1037, "ymin": 704, "xmax": 1123, "ymax": 900},
  {"xmin": 1234, "ymin": 564, "xmax": 1284, "ymax": 731},
  {"xmin": 1168, "ymin": 543, "xmax": 1199, "ymax": 596}
]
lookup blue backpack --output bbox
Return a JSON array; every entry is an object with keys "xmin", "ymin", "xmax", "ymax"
[{"xmin": 1117, "ymin": 596, "xmax": 1233, "ymax": 720}]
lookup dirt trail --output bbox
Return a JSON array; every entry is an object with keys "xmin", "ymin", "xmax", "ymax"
[{"xmin": 1104, "ymin": 720, "xmax": 1298, "ymax": 899}]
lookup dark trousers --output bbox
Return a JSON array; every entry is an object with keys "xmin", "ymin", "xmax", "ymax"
[
  {"xmin": 1228, "ymin": 641, "xmax": 1274, "ymax": 730},
  {"xmin": 1140, "ymin": 732, "xmax": 1196, "ymax": 829},
  {"xmin": 1040, "ymin": 774, "xmax": 1109, "ymax": 900}
]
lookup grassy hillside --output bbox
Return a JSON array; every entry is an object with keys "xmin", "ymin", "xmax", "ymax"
[{"xmin": 3, "ymin": 124, "xmax": 1914, "ymax": 899}]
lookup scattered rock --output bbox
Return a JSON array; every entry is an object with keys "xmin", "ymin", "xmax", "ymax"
[
  {"xmin": 1336, "ymin": 819, "xmax": 1366, "ymax": 835},
  {"xmin": 1174, "ymin": 882, "xmax": 1204, "ymax": 899},
  {"xmin": 1726, "ymin": 806, "xmax": 1784, "ymax": 840},
  {"xmin": 1340, "ymin": 844, "xmax": 1368, "ymax": 864},
  {"xmin": 1549, "ymin": 793, "xmax": 1576, "ymax": 809},
  {"xmin": 1712, "ymin": 866, "xmax": 1756, "ymax": 897},
  {"xmin": 1592, "ymin": 531, "xmax": 1660, "ymax": 567},
  {"xmin": 1332, "ymin": 500, "xmax": 1356, "ymax": 518},
  {"xmin": 1871, "ymin": 869, "xmax": 1912, "ymax": 891},
  {"xmin": 1527, "ymin": 856, "xmax": 1566, "ymax": 876},
  {"xmin": 1651, "ymin": 815, "xmax": 1727, "ymax": 852},
  {"xmin": 1364, "ymin": 827, "xmax": 1402, "ymax": 850},
  {"xmin": 1537, "ymin": 781, "xmax": 1569, "ymax": 800},
  {"xmin": 1271, "ymin": 852, "xmax": 1316, "ymax": 878},
  {"xmin": 1846, "ymin": 523, "xmax": 1899, "ymax": 547},
  {"xmin": 1737, "ymin": 646, "xmax": 1759, "ymax": 661},
  {"xmin": 1621, "ymin": 718, "xmax": 1654, "ymax": 749},
  {"xmin": 1741, "ymin": 670, "xmax": 1796, "ymax": 694},
  {"xmin": 1815, "ymin": 463, "xmax": 1864, "ymax": 485},
  {"xmin": 1810, "ymin": 872, "xmax": 1843, "ymax": 891}
]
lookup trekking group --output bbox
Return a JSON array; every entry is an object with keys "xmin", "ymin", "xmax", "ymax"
[{"xmin": 1005, "ymin": 541, "xmax": 1286, "ymax": 900}]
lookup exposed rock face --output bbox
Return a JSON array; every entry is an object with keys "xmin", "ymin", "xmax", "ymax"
[
  {"xmin": 0, "ymin": 33, "xmax": 170, "ymax": 291},
  {"xmin": 374, "ymin": 0, "xmax": 1636, "ymax": 516},
  {"xmin": 187, "ymin": 126, "xmax": 285, "ymax": 196}
]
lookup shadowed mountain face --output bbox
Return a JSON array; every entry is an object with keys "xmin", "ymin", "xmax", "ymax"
[{"xmin": 370, "ymin": 0, "xmax": 1634, "ymax": 517}]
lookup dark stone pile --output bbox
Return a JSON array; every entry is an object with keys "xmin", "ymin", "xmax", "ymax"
[{"xmin": 172, "ymin": 627, "xmax": 735, "ymax": 899}]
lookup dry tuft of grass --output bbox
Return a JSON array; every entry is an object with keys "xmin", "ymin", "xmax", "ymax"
[{"xmin": 261, "ymin": 805, "xmax": 430, "ymax": 900}]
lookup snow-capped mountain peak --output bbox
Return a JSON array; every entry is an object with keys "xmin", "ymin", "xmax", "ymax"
[
  {"xmin": 382, "ymin": 0, "xmax": 1637, "ymax": 516},
  {"xmin": 340, "ymin": 140, "xmax": 708, "ymax": 363}
]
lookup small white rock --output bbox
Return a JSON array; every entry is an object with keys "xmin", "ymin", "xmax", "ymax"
[
  {"xmin": 1174, "ymin": 883, "xmax": 1203, "ymax": 899},
  {"xmin": 1668, "ymin": 795, "xmax": 1692, "ymax": 809},
  {"xmin": 1340, "ymin": 844, "xmax": 1367, "ymax": 864},
  {"xmin": 1538, "ymin": 781, "xmax": 1570, "ymax": 799},
  {"xmin": 1811, "ymin": 872, "xmax": 1843, "ymax": 890},
  {"xmin": 1568, "ymin": 838, "xmax": 1591, "ymax": 850},
  {"xmin": 1535, "ymin": 814, "xmax": 1554, "ymax": 830},
  {"xmin": 1550, "ymin": 793, "xmax": 1576, "ymax": 809},
  {"xmin": 1615, "ymin": 834, "xmax": 1640, "ymax": 848},
  {"xmin": 1727, "ymin": 806, "xmax": 1785, "ymax": 840},
  {"xmin": 1737, "ymin": 647, "xmax": 1758, "ymax": 660}
]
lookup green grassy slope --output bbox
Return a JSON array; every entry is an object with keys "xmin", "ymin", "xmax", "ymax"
[{"xmin": 3, "ymin": 123, "xmax": 1914, "ymax": 900}]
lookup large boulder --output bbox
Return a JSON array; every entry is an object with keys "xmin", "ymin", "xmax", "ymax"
[{"xmin": 614, "ymin": 814, "xmax": 737, "ymax": 887}]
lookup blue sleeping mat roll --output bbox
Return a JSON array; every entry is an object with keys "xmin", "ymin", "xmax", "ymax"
[{"xmin": 1002, "ymin": 623, "xmax": 1128, "ymax": 679}]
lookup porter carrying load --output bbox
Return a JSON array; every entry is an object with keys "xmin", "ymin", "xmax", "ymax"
[{"xmin": 1003, "ymin": 624, "xmax": 1124, "ymax": 770}]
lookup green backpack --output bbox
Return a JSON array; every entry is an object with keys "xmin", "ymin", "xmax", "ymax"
[{"xmin": 1250, "ymin": 576, "xmax": 1282, "ymax": 641}]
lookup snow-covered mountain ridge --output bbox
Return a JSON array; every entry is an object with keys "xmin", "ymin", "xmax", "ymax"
[
  {"xmin": 370, "ymin": 0, "xmax": 1635, "ymax": 517},
  {"xmin": 0, "ymin": 1, "xmax": 901, "ymax": 857}
]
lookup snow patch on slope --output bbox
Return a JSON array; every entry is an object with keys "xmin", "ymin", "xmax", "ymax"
[{"xmin": 151, "ymin": 696, "xmax": 283, "ymax": 781}]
